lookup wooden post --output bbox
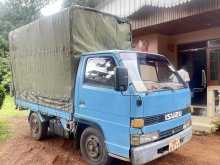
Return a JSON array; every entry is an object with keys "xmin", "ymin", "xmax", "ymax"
[{"xmin": 218, "ymin": 90, "xmax": 220, "ymax": 112}]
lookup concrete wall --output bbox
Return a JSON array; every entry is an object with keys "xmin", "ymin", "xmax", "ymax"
[
  {"xmin": 172, "ymin": 27, "xmax": 220, "ymax": 44},
  {"xmin": 133, "ymin": 34, "xmax": 159, "ymax": 54},
  {"xmin": 134, "ymin": 27, "xmax": 220, "ymax": 67},
  {"xmin": 157, "ymin": 34, "xmax": 177, "ymax": 66},
  {"xmin": 133, "ymin": 33, "xmax": 177, "ymax": 66}
]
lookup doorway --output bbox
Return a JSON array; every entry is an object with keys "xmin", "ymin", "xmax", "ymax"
[{"xmin": 178, "ymin": 41, "xmax": 207, "ymax": 106}]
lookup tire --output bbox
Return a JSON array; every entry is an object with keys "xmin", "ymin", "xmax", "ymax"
[
  {"xmin": 29, "ymin": 112, "xmax": 48, "ymax": 140},
  {"xmin": 80, "ymin": 127, "xmax": 112, "ymax": 165}
]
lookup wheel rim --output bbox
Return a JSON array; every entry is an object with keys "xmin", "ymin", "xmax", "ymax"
[
  {"xmin": 30, "ymin": 116, "xmax": 39, "ymax": 134},
  {"xmin": 85, "ymin": 135, "xmax": 102, "ymax": 161}
]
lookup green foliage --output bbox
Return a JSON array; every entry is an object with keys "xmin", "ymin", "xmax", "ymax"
[
  {"xmin": 0, "ymin": 85, "xmax": 5, "ymax": 108},
  {"xmin": 0, "ymin": 37, "xmax": 8, "ymax": 55},
  {"xmin": 62, "ymin": 0, "xmax": 102, "ymax": 8},
  {"xmin": 0, "ymin": 96, "xmax": 27, "ymax": 142},
  {"xmin": 0, "ymin": 36, "xmax": 10, "ymax": 92},
  {"xmin": 0, "ymin": 0, "xmax": 51, "ymax": 39},
  {"xmin": 0, "ymin": 0, "xmax": 51, "ymax": 97},
  {"xmin": 0, "ymin": 95, "xmax": 27, "ymax": 117},
  {"xmin": 0, "ymin": 119, "xmax": 10, "ymax": 142}
]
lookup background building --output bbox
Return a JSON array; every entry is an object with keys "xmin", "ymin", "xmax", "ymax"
[{"xmin": 98, "ymin": 0, "xmax": 220, "ymax": 133}]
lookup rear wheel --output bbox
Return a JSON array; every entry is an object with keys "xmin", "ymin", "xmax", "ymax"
[
  {"xmin": 80, "ymin": 127, "xmax": 111, "ymax": 165},
  {"xmin": 29, "ymin": 112, "xmax": 48, "ymax": 140}
]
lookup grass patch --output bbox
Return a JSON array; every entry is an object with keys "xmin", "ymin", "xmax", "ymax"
[
  {"xmin": 0, "ymin": 96, "xmax": 28, "ymax": 142},
  {"xmin": 0, "ymin": 95, "xmax": 27, "ymax": 118},
  {"xmin": 0, "ymin": 120, "xmax": 10, "ymax": 141}
]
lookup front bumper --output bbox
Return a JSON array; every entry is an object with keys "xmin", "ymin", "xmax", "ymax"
[{"xmin": 131, "ymin": 126, "xmax": 192, "ymax": 165}]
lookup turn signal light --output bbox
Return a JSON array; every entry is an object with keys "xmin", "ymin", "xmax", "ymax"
[
  {"xmin": 183, "ymin": 119, "xmax": 192, "ymax": 129},
  {"xmin": 131, "ymin": 119, "xmax": 144, "ymax": 128}
]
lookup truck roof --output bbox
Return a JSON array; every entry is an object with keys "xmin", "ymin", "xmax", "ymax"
[
  {"xmin": 9, "ymin": 5, "xmax": 129, "ymax": 35},
  {"xmin": 82, "ymin": 50, "xmax": 166, "ymax": 58}
]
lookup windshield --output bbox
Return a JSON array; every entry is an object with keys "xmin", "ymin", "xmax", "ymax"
[{"xmin": 120, "ymin": 52, "xmax": 185, "ymax": 92}]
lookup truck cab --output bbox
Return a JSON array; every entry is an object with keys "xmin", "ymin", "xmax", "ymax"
[{"xmin": 73, "ymin": 50, "xmax": 192, "ymax": 165}]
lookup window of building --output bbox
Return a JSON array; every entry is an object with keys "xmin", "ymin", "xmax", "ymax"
[
  {"xmin": 84, "ymin": 57, "xmax": 116, "ymax": 87},
  {"xmin": 210, "ymin": 52, "xmax": 219, "ymax": 81},
  {"xmin": 208, "ymin": 40, "xmax": 220, "ymax": 85}
]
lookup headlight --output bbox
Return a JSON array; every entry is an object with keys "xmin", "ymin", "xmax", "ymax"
[
  {"xmin": 183, "ymin": 119, "xmax": 192, "ymax": 129},
  {"xmin": 131, "ymin": 131, "xmax": 159, "ymax": 146}
]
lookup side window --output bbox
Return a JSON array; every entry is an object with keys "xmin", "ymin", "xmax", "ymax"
[{"xmin": 84, "ymin": 57, "xmax": 116, "ymax": 87}]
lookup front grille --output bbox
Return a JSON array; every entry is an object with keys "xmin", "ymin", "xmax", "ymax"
[
  {"xmin": 159, "ymin": 125, "xmax": 184, "ymax": 140},
  {"xmin": 144, "ymin": 108, "xmax": 190, "ymax": 126}
]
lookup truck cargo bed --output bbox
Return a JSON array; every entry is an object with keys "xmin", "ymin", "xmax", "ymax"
[{"xmin": 9, "ymin": 6, "xmax": 131, "ymax": 112}]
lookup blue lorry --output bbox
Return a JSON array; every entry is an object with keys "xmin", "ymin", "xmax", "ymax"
[{"xmin": 9, "ymin": 6, "xmax": 192, "ymax": 165}]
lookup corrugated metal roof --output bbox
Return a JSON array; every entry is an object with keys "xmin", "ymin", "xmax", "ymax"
[
  {"xmin": 131, "ymin": 0, "xmax": 220, "ymax": 30},
  {"xmin": 97, "ymin": 0, "xmax": 192, "ymax": 17},
  {"xmin": 98, "ymin": 0, "xmax": 220, "ymax": 31}
]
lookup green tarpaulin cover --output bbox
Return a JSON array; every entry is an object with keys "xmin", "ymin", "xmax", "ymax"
[{"xmin": 9, "ymin": 6, "xmax": 131, "ymax": 111}]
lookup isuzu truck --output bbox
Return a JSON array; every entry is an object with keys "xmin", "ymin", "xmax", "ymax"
[{"xmin": 9, "ymin": 6, "xmax": 192, "ymax": 165}]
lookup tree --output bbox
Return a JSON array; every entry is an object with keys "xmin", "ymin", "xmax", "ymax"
[
  {"xmin": 0, "ymin": 36, "xmax": 10, "ymax": 92},
  {"xmin": 0, "ymin": 0, "xmax": 51, "ymax": 95},
  {"xmin": 0, "ymin": 37, "xmax": 8, "ymax": 57},
  {"xmin": 62, "ymin": 0, "xmax": 102, "ymax": 8},
  {"xmin": 0, "ymin": 0, "xmax": 50, "ymax": 38},
  {"xmin": 0, "ymin": 84, "xmax": 5, "ymax": 108}
]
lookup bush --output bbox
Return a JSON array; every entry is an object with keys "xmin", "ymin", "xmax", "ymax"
[
  {"xmin": 0, "ymin": 85, "xmax": 5, "ymax": 109},
  {"xmin": 0, "ymin": 56, "xmax": 11, "ymax": 93}
]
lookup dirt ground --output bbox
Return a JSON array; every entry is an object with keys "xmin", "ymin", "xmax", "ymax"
[{"xmin": 1, "ymin": 117, "xmax": 220, "ymax": 165}]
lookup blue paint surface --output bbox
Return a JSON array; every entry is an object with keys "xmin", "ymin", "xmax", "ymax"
[
  {"xmin": 16, "ymin": 99, "xmax": 72, "ymax": 120},
  {"xmin": 74, "ymin": 54, "xmax": 131, "ymax": 158}
]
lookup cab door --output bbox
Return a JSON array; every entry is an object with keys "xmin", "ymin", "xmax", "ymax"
[{"xmin": 75, "ymin": 54, "xmax": 131, "ymax": 158}]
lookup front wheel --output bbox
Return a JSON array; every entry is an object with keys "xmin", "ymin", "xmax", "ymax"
[
  {"xmin": 29, "ymin": 112, "xmax": 48, "ymax": 140},
  {"xmin": 80, "ymin": 127, "xmax": 112, "ymax": 165}
]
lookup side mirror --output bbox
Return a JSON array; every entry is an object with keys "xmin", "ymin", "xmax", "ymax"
[{"xmin": 115, "ymin": 67, "xmax": 128, "ymax": 91}]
